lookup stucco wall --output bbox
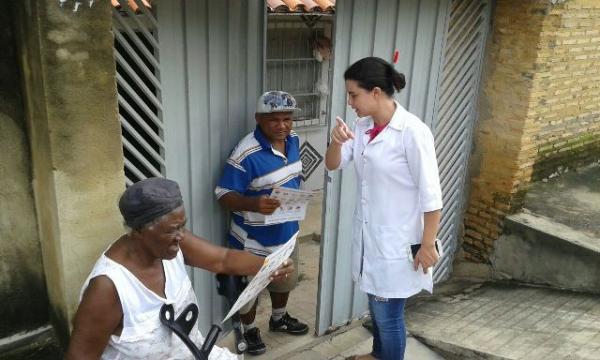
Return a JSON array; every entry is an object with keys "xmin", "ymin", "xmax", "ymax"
[
  {"xmin": 14, "ymin": 0, "xmax": 126, "ymax": 343},
  {"xmin": 0, "ymin": 2, "xmax": 49, "ymax": 339}
]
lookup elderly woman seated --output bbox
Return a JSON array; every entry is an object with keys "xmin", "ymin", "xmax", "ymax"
[{"xmin": 66, "ymin": 177, "xmax": 293, "ymax": 359}]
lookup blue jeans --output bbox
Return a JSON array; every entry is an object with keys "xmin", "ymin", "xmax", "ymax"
[{"xmin": 368, "ymin": 294, "xmax": 407, "ymax": 360}]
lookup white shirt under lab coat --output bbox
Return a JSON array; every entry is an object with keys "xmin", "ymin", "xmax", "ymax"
[{"xmin": 335, "ymin": 102, "xmax": 443, "ymax": 299}]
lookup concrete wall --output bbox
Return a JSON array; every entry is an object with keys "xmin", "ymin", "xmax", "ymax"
[
  {"xmin": 13, "ymin": 0, "xmax": 126, "ymax": 344},
  {"xmin": 462, "ymin": 0, "xmax": 600, "ymax": 263},
  {"xmin": 493, "ymin": 212, "xmax": 600, "ymax": 294},
  {"xmin": 0, "ymin": 1, "xmax": 49, "ymax": 340}
]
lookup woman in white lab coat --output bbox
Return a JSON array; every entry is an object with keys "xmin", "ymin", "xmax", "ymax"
[{"xmin": 325, "ymin": 57, "xmax": 443, "ymax": 360}]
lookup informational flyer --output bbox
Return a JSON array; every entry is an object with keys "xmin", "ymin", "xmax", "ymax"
[
  {"xmin": 222, "ymin": 232, "xmax": 298, "ymax": 323},
  {"xmin": 243, "ymin": 188, "xmax": 320, "ymax": 225}
]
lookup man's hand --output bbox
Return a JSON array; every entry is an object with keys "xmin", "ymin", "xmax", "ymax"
[
  {"xmin": 253, "ymin": 195, "xmax": 281, "ymax": 215},
  {"xmin": 331, "ymin": 116, "xmax": 355, "ymax": 145},
  {"xmin": 269, "ymin": 258, "xmax": 294, "ymax": 282},
  {"xmin": 413, "ymin": 243, "xmax": 439, "ymax": 274}
]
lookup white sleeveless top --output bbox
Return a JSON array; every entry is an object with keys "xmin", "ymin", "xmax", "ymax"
[{"xmin": 81, "ymin": 249, "xmax": 236, "ymax": 360}]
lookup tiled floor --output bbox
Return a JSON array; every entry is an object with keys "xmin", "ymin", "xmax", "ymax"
[{"xmin": 406, "ymin": 282, "xmax": 600, "ymax": 359}]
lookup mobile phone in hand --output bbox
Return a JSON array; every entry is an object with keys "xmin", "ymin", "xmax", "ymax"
[{"xmin": 407, "ymin": 239, "xmax": 443, "ymax": 262}]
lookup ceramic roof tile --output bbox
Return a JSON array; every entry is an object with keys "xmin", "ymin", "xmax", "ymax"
[
  {"xmin": 111, "ymin": 0, "xmax": 334, "ymax": 15},
  {"xmin": 111, "ymin": 0, "xmax": 151, "ymax": 14},
  {"xmin": 267, "ymin": 0, "xmax": 335, "ymax": 13}
]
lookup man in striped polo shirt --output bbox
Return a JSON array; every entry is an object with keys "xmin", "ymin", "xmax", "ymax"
[{"xmin": 215, "ymin": 91, "xmax": 309, "ymax": 355}]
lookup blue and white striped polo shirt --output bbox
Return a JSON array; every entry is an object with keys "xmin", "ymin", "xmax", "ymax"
[{"xmin": 215, "ymin": 127, "xmax": 301, "ymax": 256}]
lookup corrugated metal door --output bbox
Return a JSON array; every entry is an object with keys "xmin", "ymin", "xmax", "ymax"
[
  {"xmin": 317, "ymin": 0, "xmax": 490, "ymax": 335},
  {"xmin": 432, "ymin": 0, "xmax": 491, "ymax": 282},
  {"xmin": 157, "ymin": 0, "xmax": 265, "ymax": 332}
]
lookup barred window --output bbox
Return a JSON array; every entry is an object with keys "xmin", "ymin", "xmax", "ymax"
[{"xmin": 266, "ymin": 16, "xmax": 332, "ymax": 128}]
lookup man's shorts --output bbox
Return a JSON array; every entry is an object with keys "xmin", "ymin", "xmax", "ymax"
[{"xmin": 238, "ymin": 244, "xmax": 299, "ymax": 314}]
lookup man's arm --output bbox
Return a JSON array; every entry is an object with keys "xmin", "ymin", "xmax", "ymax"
[
  {"xmin": 66, "ymin": 277, "xmax": 122, "ymax": 360},
  {"xmin": 180, "ymin": 230, "xmax": 293, "ymax": 279}
]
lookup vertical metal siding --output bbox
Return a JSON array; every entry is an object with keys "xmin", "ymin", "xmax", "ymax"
[
  {"xmin": 431, "ymin": 0, "xmax": 491, "ymax": 283},
  {"xmin": 317, "ymin": 0, "xmax": 452, "ymax": 335},
  {"xmin": 158, "ymin": 0, "xmax": 265, "ymax": 333}
]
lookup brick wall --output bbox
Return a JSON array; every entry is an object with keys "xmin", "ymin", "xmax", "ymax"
[
  {"xmin": 529, "ymin": 0, "xmax": 600, "ymax": 180},
  {"xmin": 462, "ymin": 0, "xmax": 600, "ymax": 263}
]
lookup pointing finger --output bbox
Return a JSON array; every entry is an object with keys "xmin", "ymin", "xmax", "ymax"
[
  {"xmin": 336, "ymin": 117, "xmax": 355, "ymax": 140},
  {"xmin": 346, "ymin": 128, "xmax": 355, "ymax": 140}
]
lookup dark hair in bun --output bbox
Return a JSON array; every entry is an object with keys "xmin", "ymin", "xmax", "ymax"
[{"xmin": 344, "ymin": 57, "xmax": 406, "ymax": 96}]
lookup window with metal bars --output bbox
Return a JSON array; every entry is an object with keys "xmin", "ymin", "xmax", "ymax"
[{"xmin": 266, "ymin": 16, "xmax": 332, "ymax": 128}]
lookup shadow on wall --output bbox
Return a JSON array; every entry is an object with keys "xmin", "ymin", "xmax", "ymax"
[{"xmin": 0, "ymin": 0, "xmax": 50, "ymax": 342}]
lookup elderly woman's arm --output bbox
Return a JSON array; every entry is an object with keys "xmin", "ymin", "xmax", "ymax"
[
  {"xmin": 180, "ymin": 230, "xmax": 293, "ymax": 280},
  {"xmin": 66, "ymin": 276, "xmax": 122, "ymax": 360}
]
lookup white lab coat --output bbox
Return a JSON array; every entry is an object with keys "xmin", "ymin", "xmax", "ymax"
[{"xmin": 336, "ymin": 102, "xmax": 443, "ymax": 299}]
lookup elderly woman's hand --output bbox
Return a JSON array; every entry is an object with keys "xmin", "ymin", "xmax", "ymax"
[{"xmin": 269, "ymin": 258, "xmax": 294, "ymax": 282}]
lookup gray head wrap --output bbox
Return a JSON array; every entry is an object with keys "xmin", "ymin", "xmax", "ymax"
[{"xmin": 118, "ymin": 177, "xmax": 184, "ymax": 229}]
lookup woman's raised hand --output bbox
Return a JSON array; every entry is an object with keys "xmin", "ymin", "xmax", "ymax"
[{"xmin": 331, "ymin": 116, "xmax": 355, "ymax": 145}]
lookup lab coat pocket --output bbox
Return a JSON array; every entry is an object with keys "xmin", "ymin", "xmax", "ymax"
[{"xmin": 373, "ymin": 225, "xmax": 409, "ymax": 260}]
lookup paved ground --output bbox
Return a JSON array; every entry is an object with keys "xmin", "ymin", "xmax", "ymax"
[
  {"xmin": 284, "ymin": 324, "xmax": 444, "ymax": 360},
  {"xmin": 406, "ymin": 281, "xmax": 600, "ymax": 360}
]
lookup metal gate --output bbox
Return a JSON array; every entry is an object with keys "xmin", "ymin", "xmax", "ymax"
[
  {"xmin": 113, "ymin": 0, "xmax": 265, "ymax": 332},
  {"xmin": 432, "ymin": 0, "xmax": 491, "ymax": 282},
  {"xmin": 316, "ymin": 0, "xmax": 491, "ymax": 335}
]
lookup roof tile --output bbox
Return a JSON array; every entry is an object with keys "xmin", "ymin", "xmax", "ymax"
[
  {"xmin": 267, "ymin": 0, "xmax": 335, "ymax": 13},
  {"xmin": 111, "ymin": 0, "xmax": 334, "ymax": 15},
  {"xmin": 111, "ymin": 0, "xmax": 151, "ymax": 13}
]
